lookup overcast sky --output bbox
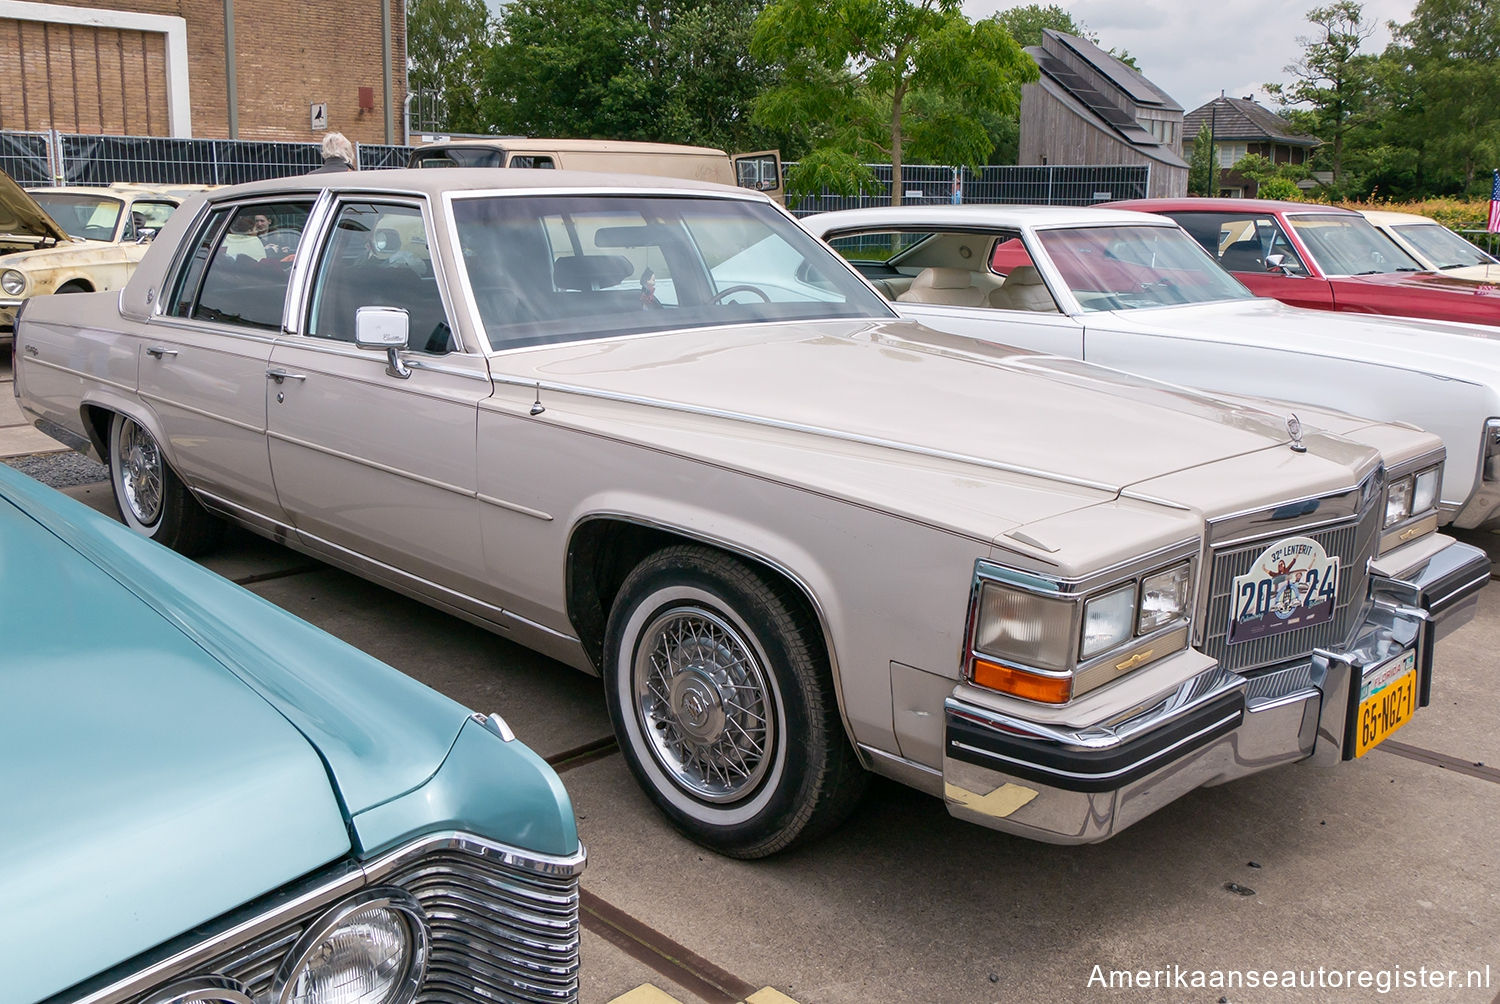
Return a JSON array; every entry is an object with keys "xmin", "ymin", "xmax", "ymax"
[{"xmin": 962, "ymin": 0, "xmax": 1416, "ymax": 113}]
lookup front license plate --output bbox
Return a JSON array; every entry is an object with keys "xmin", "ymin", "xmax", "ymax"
[{"xmin": 1354, "ymin": 650, "xmax": 1418, "ymax": 757}]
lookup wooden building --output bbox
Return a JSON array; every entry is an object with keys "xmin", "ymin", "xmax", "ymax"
[
  {"xmin": 0, "ymin": 0, "xmax": 406, "ymax": 145},
  {"xmin": 1183, "ymin": 95, "xmax": 1320, "ymax": 197},
  {"xmin": 1019, "ymin": 30, "xmax": 1187, "ymax": 199}
]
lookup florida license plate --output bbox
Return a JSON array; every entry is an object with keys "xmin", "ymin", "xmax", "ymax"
[{"xmin": 1353, "ymin": 650, "xmax": 1418, "ymax": 758}]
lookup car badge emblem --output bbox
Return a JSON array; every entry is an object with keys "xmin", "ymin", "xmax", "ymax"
[{"xmin": 1287, "ymin": 413, "xmax": 1306, "ymax": 453}]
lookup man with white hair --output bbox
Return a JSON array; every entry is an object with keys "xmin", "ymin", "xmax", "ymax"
[{"xmin": 310, "ymin": 132, "xmax": 356, "ymax": 173}]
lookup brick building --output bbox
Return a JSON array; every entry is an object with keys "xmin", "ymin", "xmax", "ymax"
[{"xmin": 0, "ymin": 0, "xmax": 406, "ymax": 144}]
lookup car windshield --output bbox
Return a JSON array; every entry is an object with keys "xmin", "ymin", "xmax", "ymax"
[
  {"xmin": 1392, "ymin": 222, "xmax": 1498, "ymax": 269},
  {"xmin": 1287, "ymin": 214, "xmax": 1424, "ymax": 276},
  {"xmin": 31, "ymin": 193, "xmax": 124, "ymax": 241},
  {"xmin": 1034, "ymin": 225, "xmax": 1255, "ymax": 311},
  {"xmin": 450, "ymin": 194, "xmax": 892, "ymax": 349}
]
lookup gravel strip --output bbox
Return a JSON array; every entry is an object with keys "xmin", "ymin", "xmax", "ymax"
[{"xmin": 3, "ymin": 452, "xmax": 109, "ymax": 488}]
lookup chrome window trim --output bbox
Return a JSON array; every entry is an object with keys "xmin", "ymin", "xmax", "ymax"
[
  {"xmin": 288, "ymin": 193, "xmax": 468, "ymax": 355},
  {"xmin": 54, "ymin": 831, "xmax": 583, "ymax": 1004}
]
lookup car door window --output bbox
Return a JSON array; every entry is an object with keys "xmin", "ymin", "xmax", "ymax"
[
  {"xmin": 305, "ymin": 201, "xmax": 454, "ymax": 354},
  {"xmin": 168, "ymin": 202, "xmax": 313, "ymax": 329},
  {"xmin": 125, "ymin": 200, "xmax": 177, "ymax": 240}
]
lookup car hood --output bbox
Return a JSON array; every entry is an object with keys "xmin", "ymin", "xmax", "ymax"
[
  {"xmin": 492, "ymin": 317, "xmax": 1355, "ymax": 534},
  {"xmin": 1098, "ymin": 296, "xmax": 1500, "ymax": 377},
  {"xmin": 0, "ymin": 486, "xmax": 352, "ymax": 1003},
  {"xmin": 0, "ymin": 169, "xmax": 72, "ymax": 244},
  {"xmin": 0, "ymin": 467, "xmax": 477, "ymax": 1003},
  {"xmin": 1350, "ymin": 268, "xmax": 1500, "ymax": 299},
  {"xmin": 0, "ymin": 236, "xmax": 113, "ymax": 268},
  {"xmin": 1399, "ymin": 264, "xmax": 1500, "ymax": 286}
]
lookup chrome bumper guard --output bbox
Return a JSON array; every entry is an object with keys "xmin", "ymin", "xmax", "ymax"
[{"xmin": 942, "ymin": 538, "xmax": 1490, "ymax": 844}]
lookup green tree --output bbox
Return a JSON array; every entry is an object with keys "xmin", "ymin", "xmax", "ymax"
[
  {"xmin": 1384, "ymin": 0, "xmax": 1500, "ymax": 194},
  {"xmin": 1231, "ymin": 153, "xmax": 1310, "ymax": 198},
  {"xmin": 483, "ymin": 0, "xmax": 780, "ymax": 152},
  {"xmin": 1263, "ymin": 1, "xmax": 1377, "ymax": 189},
  {"xmin": 407, "ymin": 0, "xmax": 498, "ymax": 134},
  {"xmin": 750, "ymin": 0, "xmax": 1036, "ymax": 204},
  {"xmin": 1187, "ymin": 121, "xmax": 1218, "ymax": 196},
  {"xmin": 990, "ymin": 3, "xmax": 1089, "ymax": 48}
]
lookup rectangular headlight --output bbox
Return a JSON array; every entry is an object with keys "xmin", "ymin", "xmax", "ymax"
[
  {"xmin": 974, "ymin": 582, "xmax": 1075, "ymax": 672},
  {"xmin": 1080, "ymin": 584, "xmax": 1136, "ymax": 659},
  {"xmin": 1138, "ymin": 562, "xmax": 1192, "ymax": 635},
  {"xmin": 1412, "ymin": 466, "xmax": 1440, "ymax": 515},
  {"xmin": 1384, "ymin": 475, "xmax": 1413, "ymax": 527}
]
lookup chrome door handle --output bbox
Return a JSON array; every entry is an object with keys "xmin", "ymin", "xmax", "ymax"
[
  {"xmin": 267, "ymin": 368, "xmax": 307, "ymax": 384},
  {"xmin": 145, "ymin": 346, "xmax": 179, "ymax": 359}
]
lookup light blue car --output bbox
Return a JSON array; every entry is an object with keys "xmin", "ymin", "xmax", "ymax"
[{"xmin": 0, "ymin": 463, "xmax": 584, "ymax": 1004}]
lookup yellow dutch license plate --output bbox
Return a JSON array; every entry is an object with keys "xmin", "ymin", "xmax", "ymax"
[{"xmin": 1354, "ymin": 650, "xmax": 1418, "ymax": 758}]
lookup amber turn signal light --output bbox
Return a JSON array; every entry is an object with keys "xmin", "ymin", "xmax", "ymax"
[{"xmin": 971, "ymin": 658, "xmax": 1072, "ymax": 704}]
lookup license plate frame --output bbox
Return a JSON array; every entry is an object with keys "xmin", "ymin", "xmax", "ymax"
[{"xmin": 1352, "ymin": 649, "xmax": 1418, "ymax": 758}]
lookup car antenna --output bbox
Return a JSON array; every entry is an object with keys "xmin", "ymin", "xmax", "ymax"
[{"xmin": 530, "ymin": 383, "xmax": 546, "ymax": 416}]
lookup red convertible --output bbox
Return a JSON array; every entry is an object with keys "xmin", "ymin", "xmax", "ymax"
[{"xmin": 1108, "ymin": 198, "xmax": 1500, "ymax": 327}]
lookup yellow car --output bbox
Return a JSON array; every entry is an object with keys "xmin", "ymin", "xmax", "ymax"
[{"xmin": 1, "ymin": 173, "xmax": 182, "ymax": 344}]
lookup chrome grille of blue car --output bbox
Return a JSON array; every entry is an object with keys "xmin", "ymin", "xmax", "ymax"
[
  {"xmin": 1200, "ymin": 485, "xmax": 1381, "ymax": 675},
  {"xmin": 114, "ymin": 835, "xmax": 583, "ymax": 1004}
]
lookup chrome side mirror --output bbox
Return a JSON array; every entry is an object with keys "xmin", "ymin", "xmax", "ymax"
[
  {"xmin": 135, "ymin": 228, "xmax": 159, "ymax": 245},
  {"xmin": 355, "ymin": 305, "xmax": 411, "ymax": 379}
]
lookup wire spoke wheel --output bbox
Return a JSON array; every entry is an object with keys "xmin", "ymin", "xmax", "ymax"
[
  {"xmin": 634, "ymin": 605, "xmax": 775, "ymax": 804},
  {"xmin": 116, "ymin": 419, "xmax": 165, "ymax": 527},
  {"xmin": 604, "ymin": 545, "xmax": 868, "ymax": 858},
  {"xmin": 108, "ymin": 411, "xmax": 223, "ymax": 555}
]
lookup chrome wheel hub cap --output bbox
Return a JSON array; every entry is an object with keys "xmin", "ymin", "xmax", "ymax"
[
  {"xmin": 634, "ymin": 606, "xmax": 775, "ymax": 803},
  {"xmin": 118, "ymin": 423, "xmax": 163, "ymax": 525}
]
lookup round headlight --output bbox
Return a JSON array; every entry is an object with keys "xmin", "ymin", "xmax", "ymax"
[
  {"xmin": 1, "ymin": 269, "xmax": 26, "ymax": 296},
  {"xmin": 275, "ymin": 889, "xmax": 427, "ymax": 1004}
]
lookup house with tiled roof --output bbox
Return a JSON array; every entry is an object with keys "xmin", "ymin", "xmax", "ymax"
[
  {"xmin": 1019, "ymin": 30, "xmax": 1188, "ymax": 198},
  {"xmin": 1183, "ymin": 95, "xmax": 1321, "ymax": 196}
]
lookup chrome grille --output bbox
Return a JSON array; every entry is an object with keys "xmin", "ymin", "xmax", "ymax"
[
  {"xmin": 1201, "ymin": 505, "xmax": 1379, "ymax": 674},
  {"xmin": 123, "ymin": 836, "xmax": 581, "ymax": 1004}
]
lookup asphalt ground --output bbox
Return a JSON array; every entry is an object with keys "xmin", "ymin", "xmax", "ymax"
[{"xmin": 5, "ymin": 353, "xmax": 1499, "ymax": 1003}]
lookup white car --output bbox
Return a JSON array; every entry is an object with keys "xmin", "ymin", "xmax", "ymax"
[
  {"xmin": 1361, "ymin": 209, "xmax": 1500, "ymax": 283},
  {"xmin": 803, "ymin": 204, "xmax": 1500, "ymax": 530}
]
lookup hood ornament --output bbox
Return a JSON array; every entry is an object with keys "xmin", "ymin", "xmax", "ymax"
[{"xmin": 1287, "ymin": 413, "xmax": 1307, "ymax": 453}]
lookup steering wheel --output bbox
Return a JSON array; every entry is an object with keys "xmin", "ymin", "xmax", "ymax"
[{"xmin": 710, "ymin": 284, "xmax": 771, "ymax": 304}]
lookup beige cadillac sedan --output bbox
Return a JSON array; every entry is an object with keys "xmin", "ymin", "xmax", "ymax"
[{"xmin": 13, "ymin": 170, "xmax": 1490, "ymax": 858}]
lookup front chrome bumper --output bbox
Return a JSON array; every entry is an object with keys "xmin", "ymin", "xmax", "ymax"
[{"xmin": 942, "ymin": 536, "xmax": 1490, "ymax": 844}]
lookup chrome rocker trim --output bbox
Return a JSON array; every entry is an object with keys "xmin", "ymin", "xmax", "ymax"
[{"xmin": 941, "ymin": 537, "xmax": 1491, "ymax": 844}]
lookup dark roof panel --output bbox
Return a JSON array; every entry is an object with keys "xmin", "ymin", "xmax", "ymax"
[
  {"xmin": 1044, "ymin": 30, "xmax": 1182, "ymax": 111},
  {"xmin": 1183, "ymin": 96, "xmax": 1320, "ymax": 146},
  {"xmin": 1032, "ymin": 51, "xmax": 1159, "ymax": 146}
]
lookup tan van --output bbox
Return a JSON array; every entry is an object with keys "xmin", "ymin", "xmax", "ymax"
[{"xmin": 407, "ymin": 137, "xmax": 783, "ymax": 202}]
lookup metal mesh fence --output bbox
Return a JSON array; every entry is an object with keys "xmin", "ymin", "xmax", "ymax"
[
  {"xmin": 783, "ymin": 163, "xmax": 1151, "ymax": 216},
  {"xmin": 3, "ymin": 131, "xmax": 1144, "ymax": 211},
  {"xmin": 0, "ymin": 130, "xmax": 416, "ymax": 187},
  {"xmin": 0, "ymin": 131, "xmax": 54, "ymax": 187}
]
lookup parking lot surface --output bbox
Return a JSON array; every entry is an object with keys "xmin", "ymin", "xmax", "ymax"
[{"xmin": 4, "ymin": 355, "xmax": 1498, "ymax": 1002}]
